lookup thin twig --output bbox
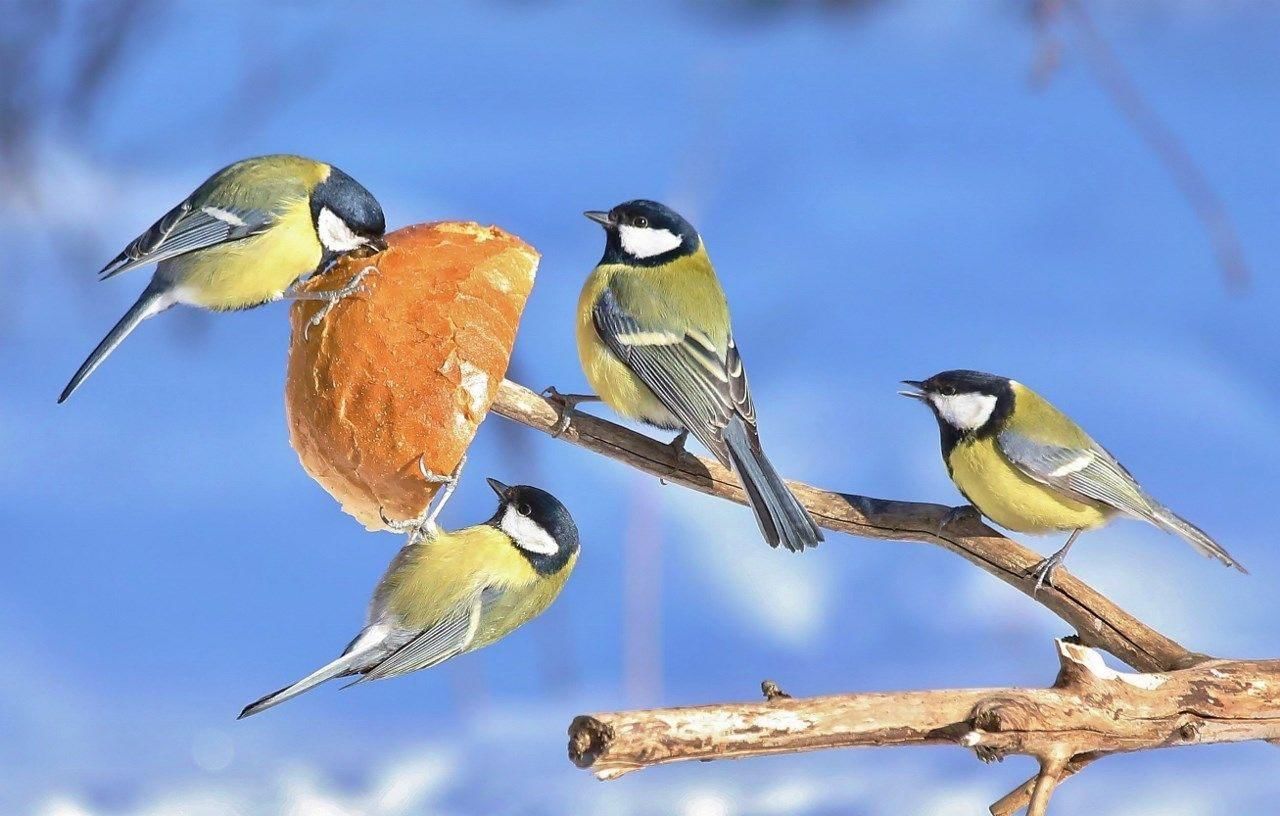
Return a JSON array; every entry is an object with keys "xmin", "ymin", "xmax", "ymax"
[
  {"xmin": 1026, "ymin": 754, "xmax": 1069, "ymax": 816},
  {"xmin": 990, "ymin": 754, "xmax": 1102, "ymax": 816},
  {"xmin": 1050, "ymin": 0, "xmax": 1251, "ymax": 290}
]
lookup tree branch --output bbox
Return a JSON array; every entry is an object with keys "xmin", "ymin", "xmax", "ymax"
[
  {"xmin": 566, "ymin": 640, "xmax": 1280, "ymax": 794},
  {"xmin": 989, "ymin": 753, "xmax": 1099, "ymax": 816},
  {"xmin": 491, "ymin": 379, "xmax": 1195, "ymax": 673},
  {"xmin": 489, "ymin": 379, "xmax": 1250, "ymax": 812}
]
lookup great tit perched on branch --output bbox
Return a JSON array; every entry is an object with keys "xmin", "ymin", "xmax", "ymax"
[
  {"xmin": 900, "ymin": 370, "xmax": 1246, "ymax": 589},
  {"xmin": 551, "ymin": 199, "xmax": 822, "ymax": 552},
  {"xmin": 238, "ymin": 475, "xmax": 579, "ymax": 719},
  {"xmin": 59, "ymin": 154, "xmax": 387, "ymax": 403}
]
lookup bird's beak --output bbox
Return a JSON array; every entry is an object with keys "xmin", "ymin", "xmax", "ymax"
[
  {"xmin": 583, "ymin": 210, "xmax": 614, "ymax": 228},
  {"xmin": 898, "ymin": 380, "xmax": 927, "ymax": 401},
  {"xmin": 366, "ymin": 236, "xmax": 389, "ymax": 253},
  {"xmin": 486, "ymin": 477, "xmax": 511, "ymax": 498}
]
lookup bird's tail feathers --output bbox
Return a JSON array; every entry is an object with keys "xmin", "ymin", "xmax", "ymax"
[
  {"xmin": 58, "ymin": 284, "xmax": 174, "ymax": 403},
  {"xmin": 723, "ymin": 417, "xmax": 823, "ymax": 553},
  {"xmin": 237, "ymin": 652, "xmax": 359, "ymax": 720},
  {"xmin": 1149, "ymin": 504, "xmax": 1247, "ymax": 574},
  {"xmin": 237, "ymin": 626, "xmax": 388, "ymax": 719}
]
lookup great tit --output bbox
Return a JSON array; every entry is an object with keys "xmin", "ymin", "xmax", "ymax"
[
  {"xmin": 900, "ymin": 369, "xmax": 1246, "ymax": 588},
  {"xmin": 557, "ymin": 200, "xmax": 822, "ymax": 552},
  {"xmin": 238, "ymin": 477, "xmax": 579, "ymax": 718},
  {"xmin": 59, "ymin": 154, "xmax": 387, "ymax": 403}
]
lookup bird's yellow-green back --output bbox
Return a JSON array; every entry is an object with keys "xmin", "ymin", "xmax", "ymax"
[
  {"xmin": 1001, "ymin": 381, "xmax": 1099, "ymax": 449},
  {"xmin": 193, "ymin": 155, "xmax": 330, "ymax": 210}
]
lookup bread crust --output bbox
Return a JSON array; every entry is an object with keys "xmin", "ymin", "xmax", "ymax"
[{"xmin": 285, "ymin": 222, "xmax": 538, "ymax": 529}]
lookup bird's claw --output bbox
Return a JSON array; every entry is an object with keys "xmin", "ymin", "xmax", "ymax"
[
  {"xmin": 668, "ymin": 429, "xmax": 689, "ymax": 460},
  {"xmin": 1027, "ymin": 552, "xmax": 1065, "ymax": 594},
  {"xmin": 661, "ymin": 430, "xmax": 689, "ymax": 481},
  {"xmin": 417, "ymin": 455, "xmax": 459, "ymax": 486},
  {"xmin": 540, "ymin": 386, "xmax": 573, "ymax": 438},
  {"xmin": 380, "ymin": 454, "xmax": 467, "ymax": 545},
  {"xmin": 938, "ymin": 504, "xmax": 980, "ymax": 535},
  {"xmin": 540, "ymin": 386, "xmax": 599, "ymax": 438},
  {"xmin": 301, "ymin": 265, "xmax": 375, "ymax": 340},
  {"xmin": 378, "ymin": 505, "xmax": 420, "ymax": 535}
]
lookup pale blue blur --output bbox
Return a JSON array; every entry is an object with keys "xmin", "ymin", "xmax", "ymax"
[{"xmin": 3, "ymin": 2, "xmax": 1279, "ymax": 814}]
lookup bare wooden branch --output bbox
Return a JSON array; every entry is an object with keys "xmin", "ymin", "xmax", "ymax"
[
  {"xmin": 490, "ymin": 380, "xmax": 1258, "ymax": 811},
  {"xmin": 567, "ymin": 640, "xmax": 1280, "ymax": 786},
  {"xmin": 491, "ymin": 378, "xmax": 1195, "ymax": 673}
]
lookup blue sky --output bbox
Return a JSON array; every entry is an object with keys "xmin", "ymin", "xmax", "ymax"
[{"xmin": 3, "ymin": 1, "xmax": 1280, "ymax": 814}]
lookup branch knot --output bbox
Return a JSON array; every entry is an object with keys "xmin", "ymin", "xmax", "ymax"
[
  {"xmin": 761, "ymin": 680, "xmax": 792, "ymax": 702},
  {"xmin": 970, "ymin": 696, "xmax": 1041, "ymax": 734}
]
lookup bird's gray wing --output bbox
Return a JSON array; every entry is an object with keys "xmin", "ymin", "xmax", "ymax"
[
  {"xmin": 997, "ymin": 428, "xmax": 1156, "ymax": 520},
  {"xmin": 592, "ymin": 286, "xmax": 754, "ymax": 465},
  {"xmin": 98, "ymin": 199, "xmax": 274, "ymax": 280},
  {"xmin": 355, "ymin": 593, "xmax": 486, "ymax": 683}
]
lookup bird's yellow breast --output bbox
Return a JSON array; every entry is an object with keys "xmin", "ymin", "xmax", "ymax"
[
  {"xmin": 576, "ymin": 265, "xmax": 680, "ymax": 428},
  {"xmin": 471, "ymin": 550, "xmax": 576, "ymax": 651},
  {"xmin": 168, "ymin": 197, "xmax": 322, "ymax": 310},
  {"xmin": 948, "ymin": 436, "xmax": 1112, "ymax": 534},
  {"xmin": 381, "ymin": 525, "xmax": 575, "ymax": 651}
]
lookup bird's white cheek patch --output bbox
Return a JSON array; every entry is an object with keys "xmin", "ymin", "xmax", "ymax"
[
  {"xmin": 932, "ymin": 393, "xmax": 997, "ymax": 430},
  {"xmin": 618, "ymin": 225, "xmax": 682, "ymax": 259},
  {"xmin": 317, "ymin": 207, "xmax": 367, "ymax": 252},
  {"xmin": 500, "ymin": 507, "xmax": 559, "ymax": 556}
]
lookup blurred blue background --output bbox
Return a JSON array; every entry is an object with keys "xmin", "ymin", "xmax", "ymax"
[{"xmin": 3, "ymin": 1, "xmax": 1279, "ymax": 814}]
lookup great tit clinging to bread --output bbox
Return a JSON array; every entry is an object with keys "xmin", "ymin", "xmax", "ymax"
[
  {"xmin": 238, "ymin": 477, "xmax": 579, "ymax": 718},
  {"xmin": 901, "ymin": 369, "xmax": 1246, "ymax": 588},
  {"xmin": 553, "ymin": 199, "xmax": 822, "ymax": 552},
  {"xmin": 59, "ymin": 154, "xmax": 387, "ymax": 403}
]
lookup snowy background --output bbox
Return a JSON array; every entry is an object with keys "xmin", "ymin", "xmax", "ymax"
[{"xmin": 3, "ymin": 1, "xmax": 1279, "ymax": 814}]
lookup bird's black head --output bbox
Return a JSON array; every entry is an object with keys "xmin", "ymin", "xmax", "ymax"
[
  {"xmin": 486, "ymin": 478, "xmax": 580, "ymax": 575},
  {"xmin": 900, "ymin": 370, "xmax": 1014, "ymax": 451},
  {"xmin": 311, "ymin": 165, "xmax": 388, "ymax": 257},
  {"xmin": 584, "ymin": 199, "xmax": 700, "ymax": 267}
]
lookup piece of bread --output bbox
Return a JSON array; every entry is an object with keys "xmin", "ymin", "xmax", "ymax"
[{"xmin": 285, "ymin": 222, "xmax": 538, "ymax": 529}]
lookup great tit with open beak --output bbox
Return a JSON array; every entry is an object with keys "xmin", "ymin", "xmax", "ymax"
[
  {"xmin": 900, "ymin": 369, "xmax": 1246, "ymax": 588},
  {"xmin": 59, "ymin": 154, "xmax": 387, "ymax": 403},
  {"xmin": 238, "ymin": 477, "xmax": 579, "ymax": 718},
  {"xmin": 551, "ymin": 200, "xmax": 822, "ymax": 552}
]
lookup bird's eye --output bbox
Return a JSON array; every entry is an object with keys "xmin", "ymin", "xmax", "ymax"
[
  {"xmin": 633, "ymin": 216, "xmax": 649, "ymax": 228},
  {"xmin": 939, "ymin": 385, "xmax": 956, "ymax": 396},
  {"xmin": 518, "ymin": 503, "xmax": 532, "ymax": 517}
]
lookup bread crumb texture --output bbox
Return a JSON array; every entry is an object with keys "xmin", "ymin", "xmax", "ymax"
[{"xmin": 285, "ymin": 222, "xmax": 539, "ymax": 529}]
